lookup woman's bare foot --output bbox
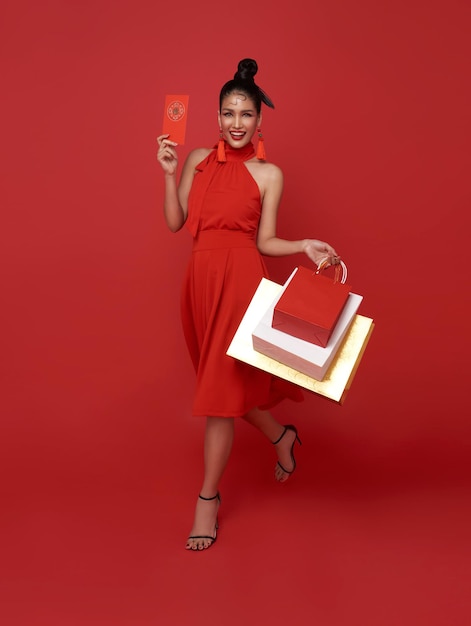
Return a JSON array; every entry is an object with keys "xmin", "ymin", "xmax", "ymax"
[
  {"xmin": 185, "ymin": 493, "xmax": 220, "ymax": 551},
  {"xmin": 273, "ymin": 425, "xmax": 301, "ymax": 482}
]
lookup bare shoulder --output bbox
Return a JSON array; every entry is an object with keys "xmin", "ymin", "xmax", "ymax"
[
  {"xmin": 246, "ymin": 159, "xmax": 283, "ymax": 195},
  {"xmin": 247, "ymin": 159, "xmax": 282, "ymax": 180},
  {"xmin": 184, "ymin": 147, "xmax": 213, "ymax": 169}
]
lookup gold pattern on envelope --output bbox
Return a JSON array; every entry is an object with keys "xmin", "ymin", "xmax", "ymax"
[{"xmin": 226, "ymin": 279, "xmax": 374, "ymax": 404}]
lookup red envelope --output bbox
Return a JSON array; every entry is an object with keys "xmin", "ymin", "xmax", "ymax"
[
  {"xmin": 162, "ymin": 94, "xmax": 189, "ymax": 144},
  {"xmin": 272, "ymin": 265, "xmax": 352, "ymax": 347}
]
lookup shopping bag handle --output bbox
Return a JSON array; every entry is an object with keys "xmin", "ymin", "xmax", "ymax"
[{"xmin": 315, "ymin": 258, "xmax": 348, "ymax": 284}]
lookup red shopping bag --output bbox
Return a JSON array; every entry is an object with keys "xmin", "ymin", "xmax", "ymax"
[{"xmin": 272, "ymin": 262, "xmax": 351, "ymax": 347}]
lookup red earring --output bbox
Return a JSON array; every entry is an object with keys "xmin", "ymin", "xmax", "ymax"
[
  {"xmin": 217, "ymin": 130, "xmax": 226, "ymax": 162},
  {"xmin": 256, "ymin": 128, "xmax": 266, "ymax": 160}
]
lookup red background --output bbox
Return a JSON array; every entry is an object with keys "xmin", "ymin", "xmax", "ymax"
[{"xmin": 1, "ymin": 1, "xmax": 470, "ymax": 625}]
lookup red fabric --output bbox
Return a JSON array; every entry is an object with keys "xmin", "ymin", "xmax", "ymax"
[
  {"xmin": 181, "ymin": 143, "xmax": 303, "ymax": 417},
  {"xmin": 185, "ymin": 142, "xmax": 255, "ymax": 237}
]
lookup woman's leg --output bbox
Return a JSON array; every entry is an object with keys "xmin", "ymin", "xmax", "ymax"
[
  {"xmin": 186, "ymin": 416, "xmax": 234, "ymax": 550},
  {"xmin": 243, "ymin": 407, "xmax": 299, "ymax": 482}
]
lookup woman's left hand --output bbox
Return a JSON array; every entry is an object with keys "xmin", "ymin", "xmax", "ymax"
[{"xmin": 303, "ymin": 239, "xmax": 341, "ymax": 268}]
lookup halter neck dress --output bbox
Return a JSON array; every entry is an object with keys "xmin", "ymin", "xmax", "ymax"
[{"xmin": 181, "ymin": 142, "xmax": 303, "ymax": 417}]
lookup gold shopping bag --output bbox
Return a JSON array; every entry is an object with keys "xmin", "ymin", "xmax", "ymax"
[{"xmin": 227, "ymin": 278, "xmax": 374, "ymax": 404}]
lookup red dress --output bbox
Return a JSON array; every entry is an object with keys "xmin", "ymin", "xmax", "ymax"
[{"xmin": 181, "ymin": 142, "xmax": 303, "ymax": 417}]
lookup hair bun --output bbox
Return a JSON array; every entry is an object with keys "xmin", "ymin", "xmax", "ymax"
[{"xmin": 235, "ymin": 58, "xmax": 258, "ymax": 82}]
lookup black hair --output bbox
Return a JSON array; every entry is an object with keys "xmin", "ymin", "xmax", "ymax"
[{"xmin": 219, "ymin": 58, "xmax": 275, "ymax": 114}]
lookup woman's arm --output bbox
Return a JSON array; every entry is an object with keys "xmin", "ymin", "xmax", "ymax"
[
  {"xmin": 157, "ymin": 135, "xmax": 183, "ymax": 232},
  {"xmin": 156, "ymin": 134, "xmax": 209, "ymax": 233},
  {"xmin": 255, "ymin": 164, "xmax": 340, "ymax": 266}
]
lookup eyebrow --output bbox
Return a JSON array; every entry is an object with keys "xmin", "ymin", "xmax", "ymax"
[{"xmin": 221, "ymin": 107, "xmax": 256, "ymax": 113}]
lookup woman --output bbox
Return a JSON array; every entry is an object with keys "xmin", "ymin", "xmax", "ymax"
[{"xmin": 157, "ymin": 58, "xmax": 340, "ymax": 551}]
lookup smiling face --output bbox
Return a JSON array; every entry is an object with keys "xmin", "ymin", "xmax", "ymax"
[{"xmin": 218, "ymin": 91, "xmax": 261, "ymax": 149}]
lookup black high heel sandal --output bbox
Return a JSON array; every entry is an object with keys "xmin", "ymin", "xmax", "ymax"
[
  {"xmin": 272, "ymin": 424, "xmax": 302, "ymax": 477},
  {"xmin": 186, "ymin": 493, "xmax": 221, "ymax": 550}
]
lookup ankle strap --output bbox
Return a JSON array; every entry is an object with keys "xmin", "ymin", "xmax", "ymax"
[
  {"xmin": 199, "ymin": 493, "xmax": 219, "ymax": 501},
  {"xmin": 272, "ymin": 424, "xmax": 297, "ymax": 445}
]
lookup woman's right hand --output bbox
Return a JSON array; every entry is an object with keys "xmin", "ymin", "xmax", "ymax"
[
  {"xmin": 156, "ymin": 134, "xmax": 178, "ymax": 176},
  {"xmin": 303, "ymin": 239, "xmax": 340, "ymax": 268}
]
